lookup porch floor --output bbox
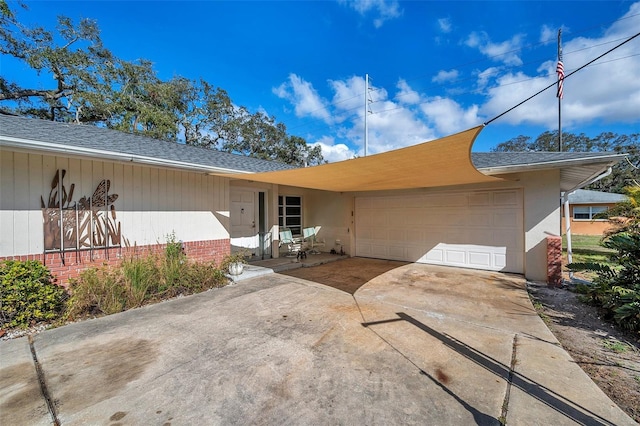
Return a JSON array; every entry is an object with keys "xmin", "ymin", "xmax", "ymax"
[
  {"xmin": 249, "ymin": 252, "xmax": 348, "ymax": 273},
  {"xmin": 229, "ymin": 252, "xmax": 348, "ymax": 282}
]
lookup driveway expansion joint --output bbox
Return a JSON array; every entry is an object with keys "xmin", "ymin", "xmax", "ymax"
[{"xmin": 28, "ymin": 335, "xmax": 60, "ymax": 426}]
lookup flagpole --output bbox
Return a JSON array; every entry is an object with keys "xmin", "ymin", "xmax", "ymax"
[{"xmin": 557, "ymin": 29, "xmax": 563, "ymax": 152}]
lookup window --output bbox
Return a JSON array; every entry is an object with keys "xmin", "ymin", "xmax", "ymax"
[
  {"xmin": 279, "ymin": 196, "xmax": 302, "ymax": 235},
  {"xmin": 573, "ymin": 206, "xmax": 608, "ymax": 220}
]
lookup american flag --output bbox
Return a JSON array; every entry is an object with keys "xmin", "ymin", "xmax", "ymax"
[{"xmin": 556, "ymin": 60, "xmax": 565, "ymax": 99}]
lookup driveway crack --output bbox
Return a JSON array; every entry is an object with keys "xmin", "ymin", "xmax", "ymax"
[
  {"xmin": 28, "ymin": 335, "xmax": 60, "ymax": 426},
  {"xmin": 500, "ymin": 334, "xmax": 518, "ymax": 425}
]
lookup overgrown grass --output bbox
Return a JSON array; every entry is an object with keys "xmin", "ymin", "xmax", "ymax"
[
  {"xmin": 66, "ymin": 254, "xmax": 228, "ymax": 320},
  {"xmin": 2, "ymin": 237, "xmax": 235, "ymax": 330},
  {"xmin": 65, "ymin": 234, "xmax": 230, "ymax": 320}
]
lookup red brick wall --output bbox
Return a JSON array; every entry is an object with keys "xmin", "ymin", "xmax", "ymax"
[
  {"xmin": 0, "ymin": 239, "xmax": 230, "ymax": 288},
  {"xmin": 546, "ymin": 235, "xmax": 563, "ymax": 287}
]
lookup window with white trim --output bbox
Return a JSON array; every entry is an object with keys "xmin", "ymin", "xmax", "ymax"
[
  {"xmin": 279, "ymin": 196, "xmax": 302, "ymax": 235},
  {"xmin": 573, "ymin": 206, "xmax": 608, "ymax": 220}
]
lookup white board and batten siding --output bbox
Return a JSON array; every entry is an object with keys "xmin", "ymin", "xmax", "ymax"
[
  {"xmin": 0, "ymin": 150, "xmax": 230, "ymax": 257},
  {"xmin": 355, "ymin": 189, "xmax": 524, "ymax": 273}
]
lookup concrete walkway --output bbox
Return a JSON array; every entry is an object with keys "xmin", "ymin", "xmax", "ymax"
[{"xmin": 0, "ymin": 261, "xmax": 634, "ymax": 425}]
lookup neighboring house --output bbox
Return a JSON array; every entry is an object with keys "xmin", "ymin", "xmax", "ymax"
[
  {"xmin": 562, "ymin": 189, "xmax": 628, "ymax": 235},
  {"xmin": 0, "ymin": 115, "xmax": 627, "ymax": 285}
]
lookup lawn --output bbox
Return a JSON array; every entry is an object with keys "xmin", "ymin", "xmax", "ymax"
[{"xmin": 562, "ymin": 234, "xmax": 615, "ymax": 280}]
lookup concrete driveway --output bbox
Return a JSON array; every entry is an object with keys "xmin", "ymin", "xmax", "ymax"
[{"xmin": 1, "ymin": 259, "xmax": 634, "ymax": 425}]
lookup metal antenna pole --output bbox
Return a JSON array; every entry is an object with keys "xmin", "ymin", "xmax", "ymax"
[{"xmin": 364, "ymin": 73, "xmax": 369, "ymax": 157}]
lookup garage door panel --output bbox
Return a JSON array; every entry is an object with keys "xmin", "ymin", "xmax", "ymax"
[
  {"xmin": 355, "ymin": 190, "xmax": 523, "ymax": 273},
  {"xmin": 466, "ymin": 229, "xmax": 493, "ymax": 244},
  {"xmin": 372, "ymin": 229, "xmax": 388, "ymax": 240},
  {"xmin": 445, "ymin": 249, "xmax": 466, "ymax": 265},
  {"xmin": 388, "ymin": 245, "xmax": 406, "ymax": 259},
  {"xmin": 404, "ymin": 210, "xmax": 424, "ymax": 226},
  {"xmin": 423, "ymin": 249, "xmax": 444, "ymax": 262},
  {"xmin": 469, "ymin": 212, "xmax": 493, "ymax": 227},
  {"xmin": 469, "ymin": 251, "xmax": 492, "ymax": 268},
  {"xmin": 494, "ymin": 190, "xmax": 520, "ymax": 206},
  {"xmin": 371, "ymin": 245, "xmax": 389, "ymax": 257},
  {"xmin": 494, "ymin": 212, "xmax": 519, "ymax": 228},
  {"xmin": 468, "ymin": 192, "xmax": 492, "ymax": 206},
  {"xmin": 423, "ymin": 212, "xmax": 440, "ymax": 225},
  {"xmin": 432, "ymin": 194, "xmax": 467, "ymax": 207}
]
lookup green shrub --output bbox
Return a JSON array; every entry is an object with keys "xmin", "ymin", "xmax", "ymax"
[
  {"xmin": 568, "ymin": 186, "xmax": 640, "ymax": 333},
  {"xmin": 0, "ymin": 260, "xmax": 67, "ymax": 328}
]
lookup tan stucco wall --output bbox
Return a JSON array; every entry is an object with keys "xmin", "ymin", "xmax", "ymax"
[
  {"xmin": 561, "ymin": 203, "xmax": 617, "ymax": 235},
  {"xmin": 0, "ymin": 149, "xmax": 230, "ymax": 257},
  {"xmin": 278, "ymin": 185, "xmax": 354, "ymax": 256},
  {"xmin": 202, "ymin": 169, "xmax": 561, "ymax": 282},
  {"xmin": 519, "ymin": 169, "xmax": 561, "ymax": 282}
]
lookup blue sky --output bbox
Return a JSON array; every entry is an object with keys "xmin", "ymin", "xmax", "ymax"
[{"xmin": 4, "ymin": 1, "xmax": 640, "ymax": 161}]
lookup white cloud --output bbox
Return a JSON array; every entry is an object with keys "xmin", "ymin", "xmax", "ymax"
[
  {"xmin": 539, "ymin": 24, "xmax": 555, "ymax": 45},
  {"xmin": 432, "ymin": 69, "xmax": 459, "ymax": 84},
  {"xmin": 339, "ymin": 0, "xmax": 402, "ymax": 28},
  {"xmin": 420, "ymin": 97, "xmax": 481, "ymax": 134},
  {"xmin": 311, "ymin": 136, "xmax": 355, "ymax": 163},
  {"xmin": 272, "ymin": 74, "xmax": 331, "ymax": 123},
  {"xmin": 396, "ymin": 79, "xmax": 420, "ymax": 104},
  {"xmin": 476, "ymin": 67, "xmax": 500, "ymax": 90},
  {"xmin": 438, "ymin": 17, "xmax": 452, "ymax": 33},
  {"xmin": 329, "ymin": 76, "xmax": 365, "ymax": 112},
  {"xmin": 465, "ymin": 31, "xmax": 524, "ymax": 66}
]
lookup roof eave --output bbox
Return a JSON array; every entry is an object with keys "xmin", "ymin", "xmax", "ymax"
[
  {"xmin": 0, "ymin": 135, "xmax": 253, "ymax": 175},
  {"xmin": 476, "ymin": 154, "xmax": 627, "ymax": 175}
]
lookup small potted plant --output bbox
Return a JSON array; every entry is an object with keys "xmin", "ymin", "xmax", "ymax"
[{"xmin": 221, "ymin": 250, "xmax": 250, "ymax": 276}]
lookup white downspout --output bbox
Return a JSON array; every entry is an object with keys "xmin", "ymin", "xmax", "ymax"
[{"xmin": 562, "ymin": 166, "xmax": 613, "ymax": 281}]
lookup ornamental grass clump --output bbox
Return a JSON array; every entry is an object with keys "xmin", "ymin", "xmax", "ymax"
[{"xmin": 65, "ymin": 233, "xmax": 229, "ymax": 320}]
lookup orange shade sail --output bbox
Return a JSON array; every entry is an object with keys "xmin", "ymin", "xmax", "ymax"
[{"xmin": 214, "ymin": 126, "xmax": 502, "ymax": 192}]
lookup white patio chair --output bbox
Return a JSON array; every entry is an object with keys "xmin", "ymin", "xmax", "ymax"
[
  {"xmin": 279, "ymin": 228, "xmax": 303, "ymax": 257},
  {"xmin": 303, "ymin": 226, "xmax": 325, "ymax": 254}
]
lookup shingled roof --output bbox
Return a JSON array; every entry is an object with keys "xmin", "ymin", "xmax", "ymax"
[
  {"xmin": 471, "ymin": 152, "xmax": 623, "ymax": 170},
  {"xmin": 0, "ymin": 113, "xmax": 294, "ymax": 173},
  {"xmin": 568, "ymin": 189, "xmax": 628, "ymax": 204},
  {"xmin": 0, "ymin": 114, "xmax": 626, "ymax": 186}
]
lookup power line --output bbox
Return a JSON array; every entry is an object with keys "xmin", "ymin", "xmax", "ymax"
[
  {"xmin": 365, "ymin": 52, "xmax": 639, "ymax": 118},
  {"xmin": 366, "ymin": 11, "xmax": 640, "ymax": 98},
  {"xmin": 484, "ymin": 31, "xmax": 640, "ymax": 126},
  {"xmin": 286, "ymin": 13, "xmax": 640, "ymax": 138}
]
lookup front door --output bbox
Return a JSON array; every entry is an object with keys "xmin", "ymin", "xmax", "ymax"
[{"xmin": 230, "ymin": 190, "xmax": 258, "ymax": 255}]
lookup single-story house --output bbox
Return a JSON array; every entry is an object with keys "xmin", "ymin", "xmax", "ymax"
[
  {"xmin": 561, "ymin": 189, "xmax": 628, "ymax": 235},
  {"xmin": 0, "ymin": 114, "xmax": 626, "ymax": 285}
]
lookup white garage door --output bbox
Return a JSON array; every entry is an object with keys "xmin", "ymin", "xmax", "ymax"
[{"xmin": 355, "ymin": 190, "xmax": 524, "ymax": 273}]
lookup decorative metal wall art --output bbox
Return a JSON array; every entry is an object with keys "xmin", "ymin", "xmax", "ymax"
[{"xmin": 41, "ymin": 169, "xmax": 128, "ymax": 262}]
